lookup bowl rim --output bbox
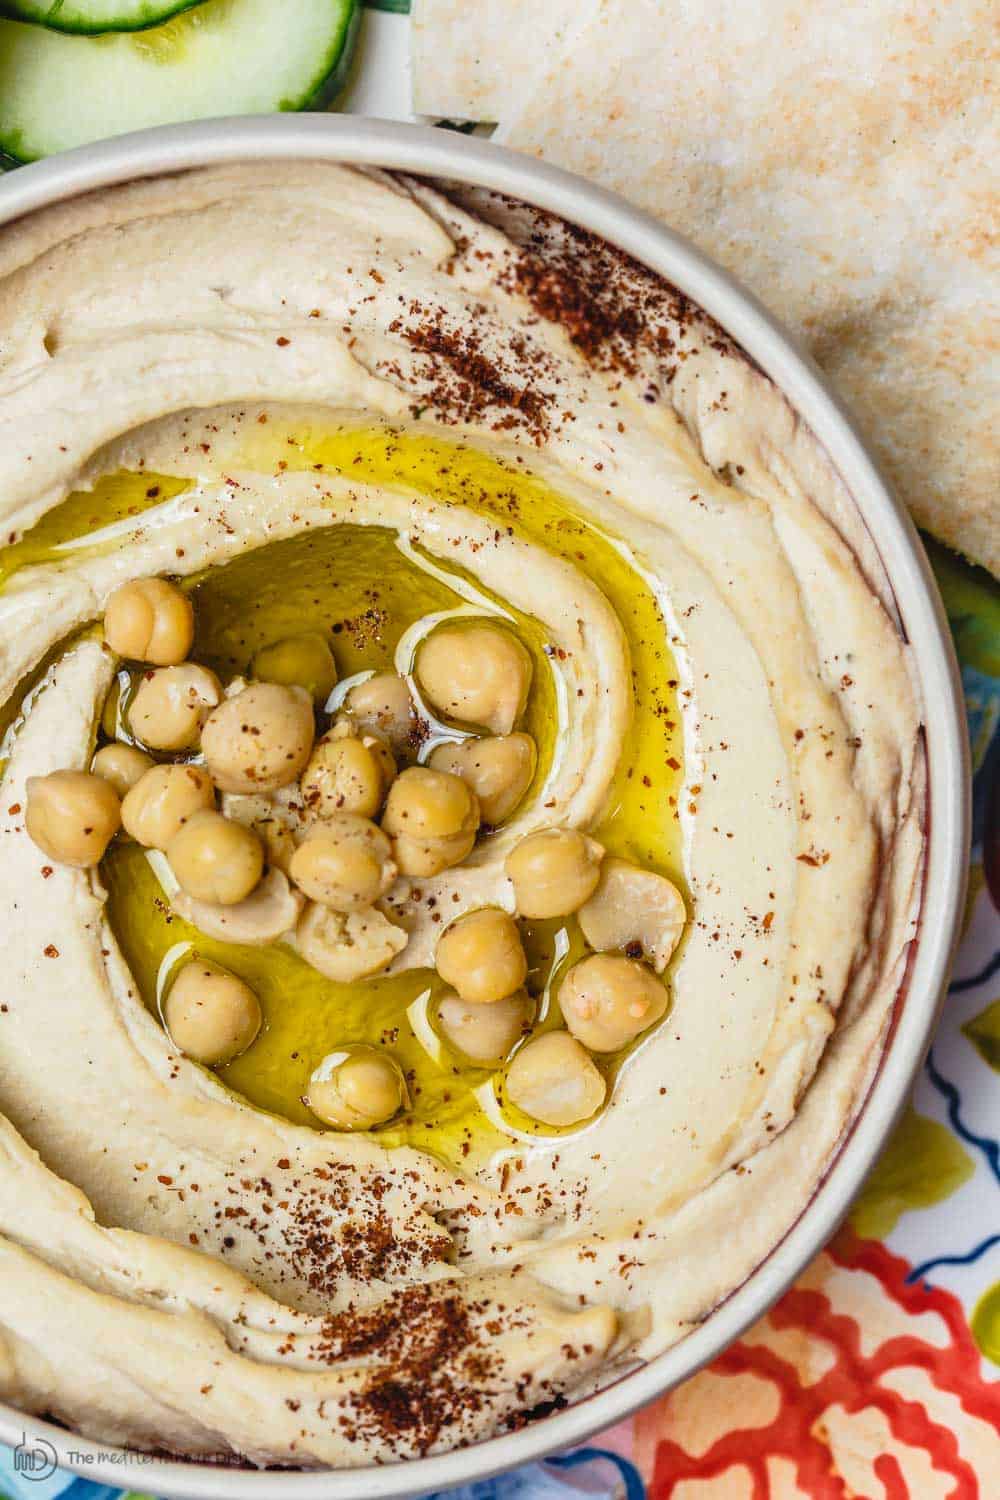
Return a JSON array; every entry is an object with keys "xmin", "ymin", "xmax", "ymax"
[{"xmin": 0, "ymin": 115, "xmax": 970, "ymax": 1500}]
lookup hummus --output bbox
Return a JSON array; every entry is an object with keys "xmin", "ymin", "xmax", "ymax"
[{"xmin": 0, "ymin": 164, "xmax": 924, "ymax": 1466}]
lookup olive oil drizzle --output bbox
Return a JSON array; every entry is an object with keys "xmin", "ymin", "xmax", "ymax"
[
  {"xmin": 0, "ymin": 471, "xmax": 190, "ymax": 591},
  {"xmin": 5, "ymin": 424, "xmax": 685, "ymax": 1169}
]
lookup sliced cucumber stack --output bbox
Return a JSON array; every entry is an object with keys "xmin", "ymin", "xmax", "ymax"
[
  {"xmin": 0, "ymin": 1, "xmax": 207, "ymax": 35},
  {"xmin": 0, "ymin": 0, "xmax": 360, "ymax": 162}
]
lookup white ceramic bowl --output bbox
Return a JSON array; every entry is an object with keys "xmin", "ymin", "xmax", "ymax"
[{"xmin": 0, "ymin": 117, "xmax": 969, "ymax": 1500}]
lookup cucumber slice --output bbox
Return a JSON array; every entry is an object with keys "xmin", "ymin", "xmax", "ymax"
[
  {"xmin": 0, "ymin": 2, "xmax": 207, "ymax": 36},
  {"xmin": 0, "ymin": 0, "xmax": 360, "ymax": 162}
]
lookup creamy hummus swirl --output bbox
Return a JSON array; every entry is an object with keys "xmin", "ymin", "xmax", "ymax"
[{"xmin": 0, "ymin": 163, "xmax": 924, "ymax": 1465}]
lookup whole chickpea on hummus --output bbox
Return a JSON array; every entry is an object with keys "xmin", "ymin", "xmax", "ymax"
[{"xmin": 0, "ymin": 165, "xmax": 924, "ymax": 1467}]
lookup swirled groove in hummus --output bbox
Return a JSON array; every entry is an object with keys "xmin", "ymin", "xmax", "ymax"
[{"xmin": 0, "ymin": 163, "xmax": 924, "ymax": 1466}]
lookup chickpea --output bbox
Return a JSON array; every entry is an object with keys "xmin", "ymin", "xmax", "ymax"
[
  {"xmin": 296, "ymin": 901, "xmax": 406, "ymax": 981},
  {"xmin": 128, "ymin": 663, "xmax": 222, "ymax": 751},
  {"xmin": 505, "ymin": 1030, "xmax": 606, "ymax": 1127},
  {"xmin": 578, "ymin": 858, "xmax": 686, "ymax": 974},
  {"xmin": 289, "ymin": 814, "xmax": 396, "ymax": 912},
  {"xmin": 175, "ymin": 867, "xmax": 303, "ymax": 948},
  {"xmin": 505, "ymin": 828, "xmax": 604, "ymax": 919},
  {"xmin": 437, "ymin": 989, "xmax": 533, "ymax": 1065},
  {"xmin": 429, "ymin": 733, "xmax": 536, "ymax": 825},
  {"xmin": 253, "ymin": 632, "xmax": 338, "ymax": 706},
  {"xmin": 121, "ymin": 763, "xmax": 216, "ymax": 849},
  {"xmin": 306, "ymin": 1050, "xmax": 406, "ymax": 1130},
  {"xmin": 201, "ymin": 682, "xmax": 315, "ymax": 795},
  {"xmin": 163, "ymin": 959, "xmax": 261, "ymax": 1066},
  {"xmin": 560, "ymin": 954, "xmax": 668, "ymax": 1052},
  {"xmin": 25, "ymin": 770, "xmax": 121, "ymax": 868},
  {"xmin": 416, "ymin": 623, "xmax": 532, "ymax": 734},
  {"xmin": 91, "ymin": 742, "xmax": 154, "ymax": 798},
  {"xmin": 391, "ymin": 826, "xmax": 476, "ymax": 879},
  {"xmin": 300, "ymin": 726, "xmax": 395, "ymax": 821},
  {"xmin": 166, "ymin": 809, "xmax": 264, "ymax": 906},
  {"xmin": 344, "ymin": 672, "xmax": 416, "ymax": 752},
  {"xmin": 381, "ymin": 765, "xmax": 479, "ymax": 877},
  {"xmin": 333, "ymin": 715, "xmax": 397, "ymax": 784},
  {"xmin": 382, "ymin": 764, "xmax": 477, "ymax": 842},
  {"xmin": 435, "ymin": 908, "xmax": 527, "ymax": 1004},
  {"xmin": 104, "ymin": 577, "xmax": 194, "ymax": 666}
]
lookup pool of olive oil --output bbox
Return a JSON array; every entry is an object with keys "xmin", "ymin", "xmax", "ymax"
[{"xmin": 3, "ymin": 424, "xmax": 685, "ymax": 1169}]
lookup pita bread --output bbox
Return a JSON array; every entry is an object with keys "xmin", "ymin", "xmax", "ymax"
[
  {"xmin": 411, "ymin": 0, "xmax": 599, "ymax": 121},
  {"xmin": 494, "ymin": 1, "xmax": 999, "ymax": 573}
]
